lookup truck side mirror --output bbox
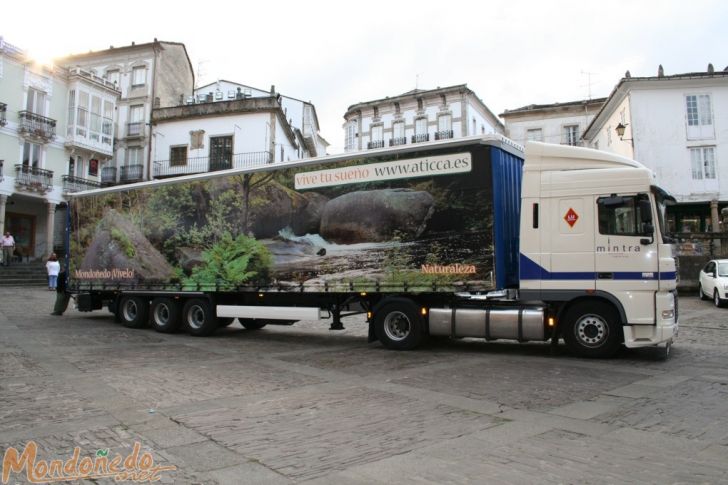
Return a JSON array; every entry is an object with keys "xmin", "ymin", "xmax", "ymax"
[{"xmin": 640, "ymin": 222, "xmax": 654, "ymax": 245}]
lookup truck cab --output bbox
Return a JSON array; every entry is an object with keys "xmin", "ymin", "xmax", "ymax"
[{"xmin": 518, "ymin": 142, "xmax": 678, "ymax": 356}]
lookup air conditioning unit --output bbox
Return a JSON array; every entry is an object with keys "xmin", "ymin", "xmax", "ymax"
[
  {"xmin": 215, "ymin": 91, "xmax": 223, "ymax": 100},
  {"xmin": 186, "ymin": 96, "xmax": 195, "ymax": 105}
]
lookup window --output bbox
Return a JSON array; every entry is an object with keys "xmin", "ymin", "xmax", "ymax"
[
  {"xmin": 438, "ymin": 114, "xmax": 452, "ymax": 132},
  {"xmin": 26, "ymin": 88, "xmax": 46, "ymax": 115},
  {"xmin": 128, "ymin": 105, "xmax": 144, "ymax": 136},
  {"xmin": 22, "ymin": 142, "xmax": 41, "ymax": 168},
  {"xmin": 170, "ymin": 146, "xmax": 188, "ymax": 166},
  {"xmin": 686, "ymin": 94, "xmax": 714, "ymax": 140},
  {"xmin": 102, "ymin": 101, "xmax": 113, "ymax": 144},
  {"xmin": 526, "ymin": 128, "xmax": 543, "ymax": 142},
  {"xmin": 690, "ymin": 147, "xmax": 716, "ymax": 180},
  {"xmin": 597, "ymin": 194, "xmax": 650, "ymax": 236},
  {"xmin": 88, "ymin": 159, "xmax": 98, "ymax": 177},
  {"xmin": 127, "ymin": 147, "xmax": 142, "ymax": 166},
  {"xmin": 131, "ymin": 66, "xmax": 146, "ymax": 87},
  {"xmin": 67, "ymin": 90, "xmax": 75, "ymax": 133},
  {"xmin": 686, "ymin": 95, "xmax": 712, "ymax": 126},
  {"xmin": 90, "ymin": 96, "xmax": 101, "ymax": 141},
  {"xmin": 345, "ymin": 121, "xmax": 357, "ymax": 150},
  {"xmin": 563, "ymin": 125, "xmax": 579, "ymax": 146},
  {"xmin": 209, "ymin": 136, "xmax": 233, "ymax": 171},
  {"xmin": 393, "ymin": 120, "xmax": 405, "ymax": 139},
  {"xmin": 371, "ymin": 124, "xmax": 383, "ymax": 141},
  {"xmin": 106, "ymin": 69, "xmax": 120, "ymax": 87},
  {"xmin": 415, "ymin": 117, "xmax": 427, "ymax": 135}
]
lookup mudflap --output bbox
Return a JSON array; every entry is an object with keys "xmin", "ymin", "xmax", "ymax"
[
  {"xmin": 368, "ymin": 319, "xmax": 378, "ymax": 343},
  {"xmin": 77, "ymin": 292, "xmax": 103, "ymax": 312}
]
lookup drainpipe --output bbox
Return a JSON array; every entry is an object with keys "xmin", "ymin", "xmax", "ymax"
[{"xmin": 146, "ymin": 42, "xmax": 159, "ymax": 181}]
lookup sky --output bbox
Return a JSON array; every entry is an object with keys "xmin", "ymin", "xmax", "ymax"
[{"xmin": 3, "ymin": 0, "xmax": 727, "ymax": 153}]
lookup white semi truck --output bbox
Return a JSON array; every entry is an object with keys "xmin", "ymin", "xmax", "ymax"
[{"xmin": 68, "ymin": 135, "xmax": 678, "ymax": 358}]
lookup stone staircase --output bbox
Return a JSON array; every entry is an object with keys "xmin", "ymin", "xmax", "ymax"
[{"xmin": 0, "ymin": 262, "xmax": 49, "ymax": 287}]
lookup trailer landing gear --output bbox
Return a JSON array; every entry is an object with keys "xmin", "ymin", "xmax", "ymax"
[{"xmin": 330, "ymin": 306, "xmax": 345, "ymax": 330}]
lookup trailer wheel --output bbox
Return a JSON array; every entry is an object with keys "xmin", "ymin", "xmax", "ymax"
[
  {"xmin": 150, "ymin": 298, "xmax": 181, "ymax": 333},
  {"xmin": 563, "ymin": 301, "xmax": 622, "ymax": 358},
  {"xmin": 239, "ymin": 319, "xmax": 268, "ymax": 330},
  {"xmin": 118, "ymin": 296, "xmax": 149, "ymax": 329},
  {"xmin": 182, "ymin": 298, "xmax": 217, "ymax": 336},
  {"xmin": 217, "ymin": 317, "xmax": 236, "ymax": 327},
  {"xmin": 374, "ymin": 298, "xmax": 425, "ymax": 350}
]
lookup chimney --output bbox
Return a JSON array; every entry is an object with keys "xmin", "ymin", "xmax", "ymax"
[
  {"xmin": 625, "ymin": 70, "xmax": 631, "ymax": 78},
  {"xmin": 708, "ymin": 63, "xmax": 715, "ymax": 73},
  {"xmin": 270, "ymin": 85, "xmax": 275, "ymax": 94},
  {"xmin": 657, "ymin": 65, "xmax": 664, "ymax": 77}
]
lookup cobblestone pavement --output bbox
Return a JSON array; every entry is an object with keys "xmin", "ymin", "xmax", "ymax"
[{"xmin": 1, "ymin": 288, "xmax": 727, "ymax": 483}]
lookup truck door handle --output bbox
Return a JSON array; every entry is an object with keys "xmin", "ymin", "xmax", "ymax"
[{"xmin": 598, "ymin": 273, "xmax": 613, "ymax": 279}]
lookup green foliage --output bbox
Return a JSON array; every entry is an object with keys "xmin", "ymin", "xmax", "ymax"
[
  {"xmin": 110, "ymin": 228, "xmax": 136, "ymax": 258},
  {"xmin": 184, "ymin": 233, "xmax": 272, "ymax": 290}
]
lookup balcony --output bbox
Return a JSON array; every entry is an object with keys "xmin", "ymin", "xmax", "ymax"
[
  {"xmin": 153, "ymin": 151, "xmax": 272, "ymax": 178},
  {"xmin": 18, "ymin": 111, "xmax": 56, "ymax": 142},
  {"xmin": 389, "ymin": 137, "xmax": 407, "ymax": 147},
  {"xmin": 14, "ymin": 164, "xmax": 53, "ymax": 193},
  {"xmin": 411, "ymin": 133, "xmax": 430, "ymax": 144},
  {"xmin": 62, "ymin": 175, "xmax": 101, "ymax": 193},
  {"xmin": 435, "ymin": 130, "xmax": 454, "ymax": 140},
  {"xmin": 66, "ymin": 107, "xmax": 114, "ymax": 155},
  {"xmin": 120, "ymin": 164, "xmax": 144, "ymax": 183},
  {"xmin": 0, "ymin": 102, "xmax": 6, "ymax": 127},
  {"xmin": 101, "ymin": 166, "xmax": 117, "ymax": 185},
  {"xmin": 126, "ymin": 122, "xmax": 145, "ymax": 138},
  {"xmin": 367, "ymin": 140, "xmax": 385, "ymax": 150}
]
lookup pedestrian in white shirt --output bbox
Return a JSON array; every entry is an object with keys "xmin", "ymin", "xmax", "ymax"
[
  {"xmin": 2, "ymin": 232, "xmax": 15, "ymax": 266},
  {"xmin": 46, "ymin": 253, "xmax": 61, "ymax": 290}
]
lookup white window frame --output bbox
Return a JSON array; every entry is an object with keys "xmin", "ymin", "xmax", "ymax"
[
  {"xmin": 526, "ymin": 128, "xmax": 543, "ymax": 142},
  {"xmin": 127, "ymin": 147, "xmax": 143, "ymax": 166},
  {"xmin": 438, "ymin": 114, "xmax": 452, "ymax": 132},
  {"xmin": 345, "ymin": 121, "xmax": 357, "ymax": 150},
  {"xmin": 393, "ymin": 120, "xmax": 405, "ymax": 139},
  {"xmin": 371, "ymin": 124, "xmax": 383, "ymax": 142},
  {"xmin": 690, "ymin": 146, "xmax": 716, "ymax": 180},
  {"xmin": 26, "ymin": 88, "xmax": 46, "ymax": 115},
  {"xmin": 22, "ymin": 141, "xmax": 42, "ymax": 168},
  {"xmin": 131, "ymin": 66, "xmax": 146, "ymax": 87},
  {"xmin": 686, "ymin": 94, "xmax": 715, "ymax": 140},
  {"xmin": 106, "ymin": 69, "xmax": 120, "ymax": 87},
  {"xmin": 563, "ymin": 125, "xmax": 579, "ymax": 146}
]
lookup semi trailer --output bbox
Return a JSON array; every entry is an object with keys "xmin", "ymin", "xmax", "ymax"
[{"xmin": 68, "ymin": 135, "xmax": 678, "ymax": 358}]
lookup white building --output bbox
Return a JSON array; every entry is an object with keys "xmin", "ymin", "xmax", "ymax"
[
  {"xmin": 194, "ymin": 81, "xmax": 328, "ymax": 158},
  {"xmin": 342, "ymin": 85, "xmax": 503, "ymax": 152},
  {"xmin": 500, "ymin": 98, "xmax": 606, "ymax": 147},
  {"xmin": 150, "ymin": 93, "xmax": 315, "ymax": 178},
  {"xmin": 583, "ymin": 66, "xmax": 728, "ymax": 233},
  {"xmin": 0, "ymin": 37, "xmax": 119, "ymax": 260},
  {"xmin": 59, "ymin": 40, "xmax": 194, "ymax": 184}
]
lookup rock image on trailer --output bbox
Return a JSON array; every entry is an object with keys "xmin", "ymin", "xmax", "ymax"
[{"xmin": 70, "ymin": 147, "xmax": 497, "ymax": 292}]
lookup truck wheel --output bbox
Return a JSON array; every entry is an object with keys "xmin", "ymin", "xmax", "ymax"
[
  {"xmin": 374, "ymin": 298, "xmax": 425, "ymax": 350},
  {"xmin": 118, "ymin": 296, "xmax": 149, "ymax": 329},
  {"xmin": 217, "ymin": 317, "xmax": 236, "ymax": 327},
  {"xmin": 182, "ymin": 298, "xmax": 217, "ymax": 336},
  {"xmin": 239, "ymin": 319, "xmax": 268, "ymax": 330},
  {"xmin": 563, "ymin": 301, "xmax": 622, "ymax": 358},
  {"xmin": 150, "ymin": 298, "xmax": 181, "ymax": 333}
]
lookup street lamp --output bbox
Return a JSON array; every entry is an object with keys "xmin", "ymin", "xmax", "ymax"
[{"xmin": 615, "ymin": 122, "xmax": 632, "ymax": 141}]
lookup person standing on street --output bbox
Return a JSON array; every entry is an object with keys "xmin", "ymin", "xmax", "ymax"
[
  {"xmin": 46, "ymin": 253, "xmax": 61, "ymax": 290},
  {"xmin": 2, "ymin": 232, "xmax": 15, "ymax": 266},
  {"xmin": 51, "ymin": 270, "xmax": 71, "ymax": 316}
]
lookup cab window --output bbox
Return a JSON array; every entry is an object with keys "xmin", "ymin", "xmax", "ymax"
[{"xmin": 597, "ymin": 194, "xmax": 650, "ymax": 236}]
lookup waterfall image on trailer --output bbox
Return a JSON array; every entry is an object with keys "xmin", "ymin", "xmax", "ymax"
[{"xmin": 70, "ymin": 149, "xmax": 496, "ymax": 292}]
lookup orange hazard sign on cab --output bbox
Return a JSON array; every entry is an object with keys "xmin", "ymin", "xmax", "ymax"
[{"xmin": 564, "ymin": 208, "xmax": 579, "ymax": 227}]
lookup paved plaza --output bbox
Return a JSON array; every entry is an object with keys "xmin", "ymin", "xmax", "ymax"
[{"xmin": 1, "ymin": 288, "xmax": 727, "ymax": 483}]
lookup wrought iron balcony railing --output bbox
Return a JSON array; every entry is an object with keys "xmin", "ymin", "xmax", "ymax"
[
  {"xmin": 120, "ymin": 164, "xmax": 144, "ymax": 182},
  {"xmin": 153, "ymin": 151, "xmax": 272, "ymax": 178},
  {"xmin": 367, "ymin": 140, "xmax": 385, "ymax": 150},
  {"xmin": 15, "ymin": 164, "xmax": 53, "ymax": 193},
  {"xmin": 389, "ymin": 137, "xmax": 407, "ymax": 147},
  {"xmin": 411, "ymin": 133, "xmax": 430, "ymax": 143},
  {"xmin": 434, "ymin": 130, "xmax": 454, "ymax": 140},
  {"xmin": 18, "ymin": 111, "xmax": 56, "ymax": 141},
  {"xmin": 62, "ymin": 175, "xmax": 102, "ymax": 193},
  {"xmin": 101, "ymin": 166, "xmax": 117, "ymax": 185},
  {"xmin": 0, "ymin": 102, "xmax": 6, "ymax": 127}
]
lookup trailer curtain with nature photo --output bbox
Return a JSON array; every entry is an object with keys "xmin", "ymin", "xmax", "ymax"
[{"xmin": 70, "ymin": 148, "xmax": 499, "ymax": 293}]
